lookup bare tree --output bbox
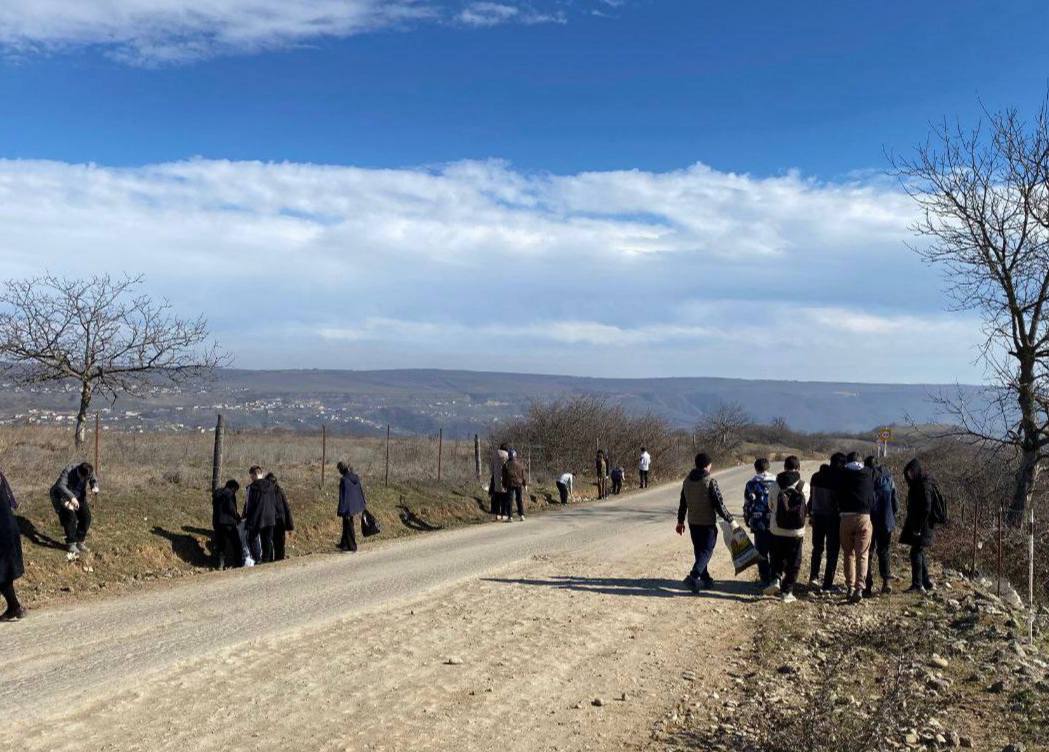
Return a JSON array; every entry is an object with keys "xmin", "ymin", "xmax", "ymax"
[
  {"xmin": 0, "ymin": 274, "xmax": 225, "ymax": 447},
  {"xmin": 695, "ymin": 401, "xmax": 751, "ymax": 457},
  {"xmin": 892, "ymin": 96, "xmax": 1049, "ymax": 521}
]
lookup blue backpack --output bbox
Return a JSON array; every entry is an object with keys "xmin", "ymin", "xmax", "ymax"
[{"xmin": 743, "ymin": 478, "xmax": 773, "ymax": 531}]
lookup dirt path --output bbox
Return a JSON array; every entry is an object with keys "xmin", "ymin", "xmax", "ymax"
[{"xmin": 5, "ymin": 464, "xmax": 814, "ymax": 752}]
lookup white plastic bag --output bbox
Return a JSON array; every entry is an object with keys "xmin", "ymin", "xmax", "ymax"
[
  {"xmin": 718, "ymin": 520, "xmax": 760, "ymax": 575},
  {"xmin": 237, "ymin": 521, "xmax": 256, "ymax": 567}
]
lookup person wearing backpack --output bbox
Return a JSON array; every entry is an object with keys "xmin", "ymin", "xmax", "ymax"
[
  {"xmin": 900, "ymin": 458, "xmax": 941, "ymax": 593},
  {"xmin": 837, "ymin": 452, "xmax": 875, "ymax": 604},
  {"xmin": 675, "ymin": 452, "xmax": 736, "ymax": 593},
  {"xmin": 864, "ymin": 456, "xmax": 898, "ymax": 596},
  {"xmin": 763, "ymin": 456, "xmax": 808, "ymax": 603},
  {"xmin": 743, "ymin": 458, "xmax": 778, "ymax": 588},
  {"xmin": 807, "ymin": 455, "xmax": 842, "ymax": 592}
]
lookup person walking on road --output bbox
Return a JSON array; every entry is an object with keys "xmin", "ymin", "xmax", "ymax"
[
  {"xmin": 864, "ymin": 456, "xmax": 898, "ymax": 596},
  {"xmin": 596, "ymin": 450, "xmax": 609, "ymax": 499},
  {"xmin": 502, "ymin": 449, "xmax": 528, "ymax": 521},
  {"xmin": 675, "ymin": 452, "xmax": 735, "ymax": 593},
  {"xmin": 807, "ymin": 455, "xmax": 843, "ymax": 592},
  {"xmin": 764, "ymin": 456, "xmax": 808, "ymax": 603},
  {"xmin": 490, "ymin": 444, "xmax": 510, "ymax": 520},
  {"xmin": 267, "ymin": 473, "xmax": 295, "ymax": 561},
  {"xmin": 49, "ymin": 461, "xmax": 99, "ymax": 556},
  {"xmin": 639, "ymin": 447, "xmax": 651, "ymax": 488},
  {"xmin": 337, "ymin": 462, "xmax": 367, "ymax": 552},
  {"xmin": 556, "ymin": 471, "xmax": 573, "ymax": 504},
  {"xmin": 244, "ymin": 467, "xmax": 280, "ymax": 563},
  {"xmin": 838, "ymin": 452, "xmax": 875, "ymax": 604},
  {"xmin": 900, "ymin": 458, "xmax": 938, "ymax": 594},
  {"xmin": 0, "ymin": 469, "xmax": 26, "ymax": 621},
  {"xmin": 211, "ymin": 479, "xmax": 242, "ymax": 570},
  {"xmin": 743, "ymin": 458, "xmax": 777, "ymax": 588}
]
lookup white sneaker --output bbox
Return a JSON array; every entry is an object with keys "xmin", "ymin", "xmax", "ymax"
[
  {"xmin": 503, "ymin": 517, "xmax": 513, "ymax": 523},
  {"xmin": 496, "ymin": 515, "xmax": 505, "ymax": 521},
  {"xmin": 763, "ymin": 579, "xmax": 781, "ymax": 596},
  {"xmin": 781, "ymin": 593, "xmax": 797, "ymax": 604},
  {"xmin": 808, "ymin": 578, "xmax": 820, "ymax": 588},
  {"xmin": 517, "ymin": 515, "xmax": 525, "ymax": 521}
]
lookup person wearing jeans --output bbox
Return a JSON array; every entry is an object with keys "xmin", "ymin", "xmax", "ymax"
[
  {"xmin": 556, "ymin": 472, "xmax": 573, "ymax": 504},
  {"xmin": 901, "ymin": 458, "xmax": 937, "ymax": 593},
  {"xmin": 639, "ymin": 447, "xmax": 651, "ymax": 489},
  {"xmin": 743, "ymin": 458, "xmax": 777, "ymax": 587},
  {"xmin": 864, "ymin": 456, "xmax": 898, "ymax": 596},
  {"xmin": 807, "ymin": 456, "xmax": 842, "ymax": 590},
  {"xmin": 49, "ymin": 461, "xmax": 99, "ymax": 555},
  {"xmin": 675, "ymin": 453, "xmax": 735, "ymax": 593},
  {"xmin": 837, "ymin": 452, "xmax": 875, "ymax": 604}
]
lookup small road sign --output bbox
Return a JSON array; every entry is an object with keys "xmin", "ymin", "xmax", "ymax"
[{"xmin": 877, "ymin": 428, "xmax": 893, "ymax": 442}]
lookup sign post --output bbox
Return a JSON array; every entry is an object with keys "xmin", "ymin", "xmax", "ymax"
[{"xmin": 875, "ymin": 427, "xmax": 893, "ymax": 458}]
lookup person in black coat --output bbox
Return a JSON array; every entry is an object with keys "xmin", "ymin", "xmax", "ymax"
[
  {"xmin": 0, "ymin": 469, "xmax": 26, "ymax": 621},
  {"xmin": 211, "ymin": 479, "xmax": 242, "ymax": 570},
  {"xmin": 337, "ymin": 461, "xmax": 367, "ymax": 552},
  {"xmin": 901, "ymin": 458, "xmax": 936, "ymax": 593},
  {"xmin": 266, "ymin": 473, "xmax": 295, "ymax": 561},
  {"xmin": 244, "ymin": 466, "xmax": 280, "ymax": 563}
]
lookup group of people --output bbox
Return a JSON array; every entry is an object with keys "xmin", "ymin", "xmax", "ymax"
[
  {"xmin": 211, "ymin": 466, "xmax": 295, "ymax": 569},
  {"xmin": 488, "ymin": 444, "xmax": 530, "ymax": 521},
  {"xmin": 678, "ymin": 450, "xmax": 943, "ymax": 604},
  {"xmin": 551, "ymin": 446, "xmax": 653, "ymax": 506}
]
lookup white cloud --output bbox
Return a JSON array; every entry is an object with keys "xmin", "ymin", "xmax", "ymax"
[
  {"xmin": 0, "ymin": 0, "xmax": 570, "ymax": 63},
  {"xmin": 0, "ymin": 157, "xmax": 979, "ymax": 382}
]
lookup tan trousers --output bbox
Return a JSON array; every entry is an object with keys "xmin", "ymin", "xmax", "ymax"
[{"xmin": 839, "ymin": 514, "xmax": 873, "ymax": 591}]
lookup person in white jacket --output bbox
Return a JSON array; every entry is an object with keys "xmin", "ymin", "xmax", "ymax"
[
  {"xmin": 638, "ymin": 447, "xmax": 652, "ymax": 488},
  {"xmin": 763, "ymin": 456, "xmax": 809, "ymax": 603}
]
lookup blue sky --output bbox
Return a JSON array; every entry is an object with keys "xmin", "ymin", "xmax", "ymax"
[{"xmin": 1, "ymin": 0, "xmax": 1047, "ymax": 382}]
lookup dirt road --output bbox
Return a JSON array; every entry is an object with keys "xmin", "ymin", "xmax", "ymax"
[{"xmin": 4, "ymin": 464, "xmax": 811, "ymax": 752}]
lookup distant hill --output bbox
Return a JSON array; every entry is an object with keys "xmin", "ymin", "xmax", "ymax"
[{"xmin": 0, "ymin": 367, "xmax": 980, "ymax": 437}]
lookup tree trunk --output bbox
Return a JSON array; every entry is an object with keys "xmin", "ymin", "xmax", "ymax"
[
  {"xmin": 1010, "ymin": 353, "xmax": 1041, "ymax": 524},
  {"xmin": 1010, "ymin": 447, "xmax": 1039, "ymax": 526},
  {"xmin": 74, "ymin": 380, "xmax": 92, "ymax": 449}
]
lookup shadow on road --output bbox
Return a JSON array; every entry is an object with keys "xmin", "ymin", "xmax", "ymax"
[{"xmin": 483, "ymin": 575, "xmax": 757, "ymax": 603}]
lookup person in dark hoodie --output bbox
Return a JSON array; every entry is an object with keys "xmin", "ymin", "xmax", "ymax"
[
  {"xmin": 0, "ymin": 469, "xmax": 26, "ymax": 621},
  {"xmin": 838, "ymin": 451, "xmax": 875, "ymax": 604},
  {"xmin": 900, "ymin": 458, "xmax": 937, "ymax": 593},
  {"xmin": 864, "ymin": 456, "xmax": 898, "ymax": 596},
  {"xmin": 675, "ymin": 453, "xmax": 735, "ymax": 593},
  {"xmin": 337, "ymin": 461, "xmax": 367, "ymax": 552},
  {"xmin": 763, "ymin": 456, "xmax": 809, "ymax": 603},
  {"xmin": 267, "ymin": 473, "xmax": 295, "ymax": 561},
  {"xmin": 244, "ymin": 466, "xmax": 280, "ymax": 563},
  {"xmin": 211, "ymin": 479, "xmax": 242, "ymax": 570},
  {"xmin": 807, "ymin": 454, "xmax": 843, "ymax": 591}
]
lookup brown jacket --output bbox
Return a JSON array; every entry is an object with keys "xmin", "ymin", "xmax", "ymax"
[{"xmin": 502, "ymin": 458, "xmax": 529, "ymax": 489}]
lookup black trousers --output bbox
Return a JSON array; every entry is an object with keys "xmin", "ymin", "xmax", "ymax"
[
  {"xmin": 611, "ymin": 477, "xmax": 622, "ymax": 495},
  {"xmin": 1, "ymin": 578, "xmax": 20, "ymax": 612},
  {"xmin": 910, "ymin": 544, "xmax": 931, "ymax": 589},
  {"xmin": 771, "ymin": 536, "xmax": 804, "ymax": 594},
  {"xmin": 556, "ymin": 481, "xmax": 569, "ymax": 504},
  {"xmin": 639, "ymin": 469, "xmax": 649, "ymax": 488},
  {"xmin": 273, "ymin": 523, "xmax": 288, "ymax": 561},
  {"xmin": 340, "ymin": 515, "xmax": 358, "ymax": 551},
  {"xmin": 809, "ymin": 514, "xmax": 840, "ymax": 587},
  {"xmin": 503, "ymin": 487, "xmax": 524, "ymax": 517},
  {"xmin": 688, "ymin": 524, "xmax": 718, "ymax": 583},
  {"xmin": 253, "ymin": 526, "xmax": 275, "ymax": 563},
  {"xmin": 865, "ymin": 527, "xmax": 893, "ymax": 589},
  {"xmin": 54, "ymin": 498, "xmax": 92, "ymax": 544},
  {"xmin": 214, "ymin": 524, "xmax": 243, "ymax": 568}
]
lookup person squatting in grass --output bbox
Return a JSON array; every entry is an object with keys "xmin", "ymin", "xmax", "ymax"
[
  {"xmin": 743, "ymin": 457, "xmax": 778, "ymax": 588},
  {"xmin": 864, "ymin": 455, "xmax": 898, "ymax": 596},
  {"xmin": 676, "ymin": 452, "xmax": 735, "ymax": 594},
  {"xmin": 807, "ymin": 454, "xmax": 843, "ymax": 592},
  {"xmin": 556, "ymin": 471, "xmax": 573, "ymax": 504},
  {"xmin": 838, "ymin": 451, "xmax": 876, "ymax": 604},
  {"xmin": 336, "ymin": 461, "xmax": 368, "ymax": 552},
  {"xmin": 212, "ymin": 479, "xmax": 243, "ymax": 570},
  {"xmin": 0, "ymin": 468, "xmax": 26, "ymax": 621},
  {"xmin": 501, "ymin": 448, "xmax": 528, "ymax": 521},
  {"xmin": 638, "ymin": 446, "xmax": 651, "ymax": 489},
  {"xmin": 763, "ymin": 456, "xmax": 809, "ymax": 603},
  {"xmin": 49, "ymin": 461, "xmax": 99, "ymax": 556},
  {"xmin": 610, "ymin": 465, "xmax": 624, "ymax": 495}
]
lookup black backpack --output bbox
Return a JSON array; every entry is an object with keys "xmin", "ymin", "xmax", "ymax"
[
  {"xmin": 929, "ymin": 481, "xmax": 949, "ymax": 526},
  {"xmin": 776, "ymin": 483, "xmax": 807, "ymax": 530}
]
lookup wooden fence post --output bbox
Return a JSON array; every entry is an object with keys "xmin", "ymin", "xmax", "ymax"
[
  {"xmin": 474, "ymin": 434, "xmax": 481, "ymax": 480},
  {"xmin": 320, "ymin": 424, "xmax": 327, "ymax": 489},
  {"xmin": 971, "ymin": 495, "xmax": 979, "ymax": 577},
  {"xmin": 437, "ymin": 428, "xmax": 443, "ymax": 482},
  {"xmin": 385, "ymin": 424, "xmax": 391, "ymax": 487},
  {"xmin": 997, "ymin": 502, "xmax": 1004, "ymax": 597},
  {"xmin": 94, "ymin": 412, "xmax": 101, "ymax": 476},
  {"xmin": 211, "ymin": 414, "xmax": 224, "ymax": 492}
]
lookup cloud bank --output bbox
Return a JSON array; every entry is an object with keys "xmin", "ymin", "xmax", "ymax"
[
  {"xmin": 0, "ymin": 157, "xmax": 977, "ymax": 382},
  {"xmin": 0, "ymin": 1, "xmax": 573, "ymax": 63}
]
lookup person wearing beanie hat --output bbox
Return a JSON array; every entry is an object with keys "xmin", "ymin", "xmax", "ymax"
[{"xmin": 675, "ymin": 452, "xmax": 735, "ymax": 593}]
